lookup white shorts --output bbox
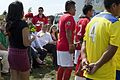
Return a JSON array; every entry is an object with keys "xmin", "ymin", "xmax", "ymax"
[
  {"xmin": 74, "ymin": 50, "xmax": 80, "ymax": 64},
  {"xmin": 75, "ymin": 76, "xmax": 85, "ymax": 80},
  {"xmin": 57, "ymin": 51, "xmax": 74, "ymax": 67}
]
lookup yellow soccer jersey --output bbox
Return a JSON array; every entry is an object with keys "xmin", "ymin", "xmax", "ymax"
[
  {"xmin": 115, "ymin": 18, "xmax": 120, "ymax": 71},
  {"xmin": 84, "ymin": 12, "xmax": 120, "ymax": 80},
  {"xmin": 115, "ymin": 48, "xmax": 120, "ymax": 70}
]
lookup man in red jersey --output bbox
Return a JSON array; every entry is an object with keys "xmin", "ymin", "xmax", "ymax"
[
  {"xmin": 57, "ymin": 1, "xmax": 76, "ymax": 80},
  {"xmin": 32, "ymin": 7, "xmax": 48, "ymax": 32},
  {"xmin": 74, "ymin": 4, "xmax": 93, "ymax": 80}
]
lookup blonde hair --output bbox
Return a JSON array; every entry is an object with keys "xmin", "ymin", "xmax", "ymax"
[{"xmin": 42, "ymin": 24, "xmax": 48, "ymax": 28}]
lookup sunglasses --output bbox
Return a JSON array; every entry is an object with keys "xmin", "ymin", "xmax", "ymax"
[
  {"xmin": 38, "ymin": 9, "xmax": 43, "ymax": 12},
  {"xmin": 52, "ymin": 27, "xmax": 57, "ymax": 29}
]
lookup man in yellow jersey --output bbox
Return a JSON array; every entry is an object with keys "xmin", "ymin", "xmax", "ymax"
[
  {"xmin": 115, "ymin": 47, "xmax": 120, "ymax": 80},
  {"xmin": 80, "ymin": 0, "xmax": 120, "ymax": 80},
  {"xmin": 115, "ymin": 18, "xmax": 120, "ymax": 80}
]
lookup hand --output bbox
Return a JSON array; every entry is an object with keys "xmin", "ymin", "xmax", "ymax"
[
  {"xmin": 34, "ymin": 49, "xmax": 38, "ymax": 53},
  {"xmin": 81, "ymin": 58, "xmax": 88, "ymax": 67},
  {"xmin": 42, "ymin": 48, "xmax": 47, "ymax": 52},
  {"xmin": 87, "ymin": 63, "xmax": 99, "ymax": 74},
  {"xmin": 69, "ymin": 44, "xmax": 75, "ymax": 53},
  {"xmin": 75, "ymin": 43, "xmax": 78, "ymax": 48},
  {"xmin": 31, "ymin": 35, "xmax": 36, "ymax": 41},
  {"xmin": 81, "ymin": 58, "xmax": 89, "ymax": 71}
]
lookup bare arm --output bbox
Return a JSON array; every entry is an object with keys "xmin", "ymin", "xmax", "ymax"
[
  {"xmin": 66, "ymin": 29, "xmax": 72, "ymax": 44},
  {"xmin": 22, "ymin": 27, "xmax": 35, "ymax": 47},
  {"xmin": 81, "ymin": 41, "xmax": 89, "ymax": 70},
  {"xmin": 66, "ymin": 29, "xmax": 75, "ymax": 53},
  {"xmin": 81, "ymin": 41, "xmax": 87, "ymax": 60},
  {"xmin": 89, "ymin": 45, "xmax": 118, "ymax": 74},
  {"xmin": 96, "ymin": 45, "xmax": 117, "ymax": 68}
]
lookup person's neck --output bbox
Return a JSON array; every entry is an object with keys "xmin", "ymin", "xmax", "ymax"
[
  {"xmin": 38, "ymin": 14, "xmax": 42, "ymax": 18},
  {"xmin": 86, "ymin": 14, "xmax": 90, "ymax": 18},
  {"xmin": 42, "ymin": 30, "xmax": 46, "ymax": 33},
  {"xmin": 52, "ymin": 32, "xmax": 55, "ymax": 35},
  {"xmin": 105, "ymin": 9, "xmax": 116, "ymax": 16}
]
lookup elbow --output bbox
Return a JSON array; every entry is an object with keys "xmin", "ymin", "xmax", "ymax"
[
  {"xmin": 110, "ymin": 45, "xmax": 118, "ymax": 56},
  {"xmin": 23, "ymin": 41, "xmax": 31, "ymax": 47}
]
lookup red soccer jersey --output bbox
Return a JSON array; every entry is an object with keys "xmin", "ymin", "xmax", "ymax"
[
  {"xmin": 57, "ymin": 13, "xmax": 75, "ymax": 51},
  {"xmin": 32, "ymin": 14, "xmax": 48, "ymax": 32},
  {"xmin": 75, "ymin": 17, "xmax": 90, "ymax": 50}
]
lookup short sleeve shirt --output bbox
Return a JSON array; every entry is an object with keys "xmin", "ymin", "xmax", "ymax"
[
  {"xmin": 84, "ymin": 12, "xmax": 120, "ymax": 80},
  {"xmin": 57, "ymin": 13, "xmax": 75, "ymax": 51}
]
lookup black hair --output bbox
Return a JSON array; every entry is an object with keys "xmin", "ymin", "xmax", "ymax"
[
  {"xmin": 65, "ymin": 0, "xmax": 76, "ymax": 11},
  {"xmin": 5, "ymin": 1, "xmax": 23, "ymax": 36},
  {"xmin": 38, "ymin": 7, "xmax": 44, "ymax": 11},
  {"xmin": 6, "ymin": 1, "xmax": 23, "ymax": 22},
  {"xmin": 82, "ymin": 4, "xmax": 93, "ymax": 15},
  {"xmin": 104, "ymin": 0, "xmax": 120, "ymax": 9}
]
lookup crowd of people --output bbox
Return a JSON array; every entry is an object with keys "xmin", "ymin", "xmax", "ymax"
[{"xmin": 0, "ymin": 0, "xmax": 120, "ymax": 80}]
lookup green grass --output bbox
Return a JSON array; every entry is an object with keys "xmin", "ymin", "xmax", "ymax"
[
  {"xmin": 2, "ymin": 56, "xmax": 75, "ymax": 80},
  {"xmin": 29, "ymin": 56, "xmax": 75, "ymax": 80}
]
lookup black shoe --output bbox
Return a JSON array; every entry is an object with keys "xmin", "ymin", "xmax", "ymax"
[{"xmin": 1, "ymin": 72, "xmax": 9, "ymax": 76}]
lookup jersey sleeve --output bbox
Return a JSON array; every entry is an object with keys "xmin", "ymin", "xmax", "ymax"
[
  {"xmin": 65, "ymin": 16, "xmax": 75, "ymax": 31},
  {"xmin": 83, "ymin": 22, "xmax": 90, "ymax": 41},
  {"xmin": 22, "ymin": 20, "xmax": 29, "ymax": 28},
  {"xmin": 109, "ymin": 21, "xmax": 120, "ymax": 47}
]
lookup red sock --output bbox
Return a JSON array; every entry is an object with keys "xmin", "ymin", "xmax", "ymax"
[
  {"xmin": 62, "ymin": 67, "xmax": 72, "ymax": 80},
  {"xmin": 57, "ymin": 66, "xmax": 65, "ymax": 80}
]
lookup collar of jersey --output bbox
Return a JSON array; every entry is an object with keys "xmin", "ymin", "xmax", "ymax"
[{"xmin": 99, "ymin": 11, "xmax": 112, "ymax": 15}]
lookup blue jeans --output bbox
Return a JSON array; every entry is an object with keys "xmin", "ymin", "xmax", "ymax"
[{"xmin": 116, "ymin": 70, "xmax": 120, "ymax": 80}]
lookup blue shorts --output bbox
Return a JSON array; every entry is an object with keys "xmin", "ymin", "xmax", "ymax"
[{"xmin": 116, "ymin": 70, "xmax": 120, "ymax": 80}]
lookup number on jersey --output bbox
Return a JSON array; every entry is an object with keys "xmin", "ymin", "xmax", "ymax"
[
  {"xmin": 77, "ymin": 24, "xmax": 82, "ymax": 36},
  {"xmin": 89, "ymin": 22, "xmax": 98, "ymax": 42}
]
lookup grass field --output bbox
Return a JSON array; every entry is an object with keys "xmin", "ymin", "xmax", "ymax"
[
  {"xmin": 2, "ymin": 56, "xmax": 85, "ymax": 80},
  {"xmin": 29, "ymin": 56, "xmax": 75, "ymax": 80}
]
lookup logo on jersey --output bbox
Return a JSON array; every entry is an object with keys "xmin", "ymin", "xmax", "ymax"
[{"xmin": 66, "ymin": 21, "xmax": 71, "ymax": 26}]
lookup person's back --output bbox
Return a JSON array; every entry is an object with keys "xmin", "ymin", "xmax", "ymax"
[
  {"xmin": 114, "ymin": 18, "xmax": 120, "ymax": 80},
  {"xmin": 84, "ymin": 12, "xmax": 120, "ymax": 80},
  {"xmin": 75, "ymin": 17, "xmax": 90, "ymax": 49},
  {"xmin": 80, "ymin": 1, "xmax": 120, "ymax": 80},
  {"xmin": 9, "ymin": 20, "xmax": 28, "ymax": 49},
  {"xmin": 115, "ymin": 46, "xmax": 120, "ymax": 80},
  {"xmin": 57, "ymin": 1, "xmax": 76, "ymax": 80},
  {"xmin": 57, "ymin": 13, "xmax": 75, "ymax": 51},
  {"xmin": 6, "ymin": 1, "xmax": 35, "ymax": 80},
  {"xmin": 74, "ymin": 5, "xmax": 93, "ymax": 80}
]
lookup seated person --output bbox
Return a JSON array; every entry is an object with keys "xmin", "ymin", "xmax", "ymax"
[
  {"xmin": 31, "ymin": 25, "xmax": 57, "ymax": 68},
  {"xmin": 30, "ymin": 41, "xmax": 47, "ymax": 66},
  {"xmin": 0, "ymin": 24, "xmax": 9, "ymax": 74}
]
